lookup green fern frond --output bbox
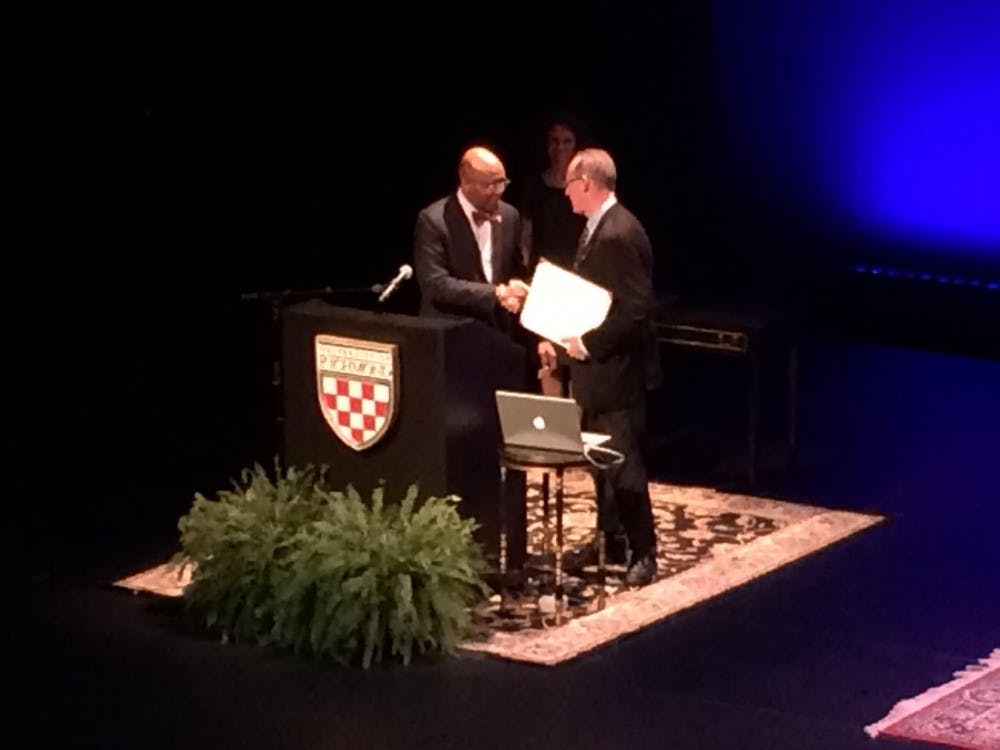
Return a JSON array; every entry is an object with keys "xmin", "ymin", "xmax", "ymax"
[{"xmin": 176, "ymin": 465, "xmax": 489, "ymax": 667}]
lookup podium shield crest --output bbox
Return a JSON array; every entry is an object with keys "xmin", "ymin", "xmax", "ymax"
[{"xmin": 314, "ymin": 334, "xmax": 399, "ymax": 451}]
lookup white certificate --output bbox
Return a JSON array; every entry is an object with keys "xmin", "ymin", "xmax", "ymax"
[{"xmin": 518, "ymin": 259, "xmax": 611, "ymax": 347}]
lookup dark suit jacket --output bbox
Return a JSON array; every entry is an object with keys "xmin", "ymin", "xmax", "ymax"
[
  {"xmin": 569, "ymin": 202, "xmax": 658, "ymax": 413},
  {"xmin": 413, "ymin": 194, "xmax": 524, "ymax": 329}
]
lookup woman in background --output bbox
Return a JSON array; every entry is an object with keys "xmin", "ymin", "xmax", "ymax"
[{"xmin": 519, "ymin": 115, "xmax": 589, "ymax": 273}]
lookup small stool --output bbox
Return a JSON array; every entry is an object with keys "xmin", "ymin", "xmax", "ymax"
[{"xmin": 498, "ymin": 445, "xmax": 604, "ymax": 624}]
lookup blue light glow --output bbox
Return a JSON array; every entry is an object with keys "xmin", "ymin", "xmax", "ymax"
[
  {"xmin": 847, "ymin": 264, "xmax": 998, "ymax": 290},
  {"xmin": 716, "ymin": 0, "xmax": 1000, "ymax": 258}
]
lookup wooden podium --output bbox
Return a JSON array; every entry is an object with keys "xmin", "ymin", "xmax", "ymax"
[{"xmin": 281, "ymin": 300, "xmax": 527, "ymax": 563}]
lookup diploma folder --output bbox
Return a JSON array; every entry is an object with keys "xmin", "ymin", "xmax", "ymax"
[{"xmin": 518, "ymin": 259, "xmax": 612, "ymax": 348}]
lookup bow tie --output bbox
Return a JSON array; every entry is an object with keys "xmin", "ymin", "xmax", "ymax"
[{"xmin": 472, "ymin": 210, "xmax": 499, "ymax": 227}]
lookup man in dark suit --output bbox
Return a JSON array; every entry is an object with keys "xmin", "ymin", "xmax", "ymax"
[
  {"xmin": 539, "ymin": 148, "xmax": 659, "ymax": 586},
  {"xmin": 413, "ymin": 146, "xmax": 527, "ymax": 324},
  {"xmin": 413, "ymin": 146, "xmax": 530, "ymax": 570}
]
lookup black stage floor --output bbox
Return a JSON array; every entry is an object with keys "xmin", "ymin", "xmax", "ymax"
[{"xmin": 9, "ymin": 333, "xmax": 1000, "ymax": 749}]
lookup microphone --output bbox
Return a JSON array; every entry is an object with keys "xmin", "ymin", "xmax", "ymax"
[{"xmin": 377, "ymin": 264, "xmax": 413, "ymax": 303}]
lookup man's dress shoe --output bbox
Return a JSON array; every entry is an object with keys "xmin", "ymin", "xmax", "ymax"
[{"xmin": 624, "ymin": 552, "xmax": 657, "ymax": 586}]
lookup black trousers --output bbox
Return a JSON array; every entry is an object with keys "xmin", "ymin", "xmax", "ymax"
[{"xmin": 582, "ymin": 404, "xmax": 656, "ymax": 559}]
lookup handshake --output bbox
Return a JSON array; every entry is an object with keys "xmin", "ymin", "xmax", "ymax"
[{"xmin": 495, "ymin": 278, "xmax": 530, "ymax": 314}]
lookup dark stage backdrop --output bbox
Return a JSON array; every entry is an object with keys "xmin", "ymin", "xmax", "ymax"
[
  {"xmin": 14, "ymin": 4, "xmax": 713, "ymax": 553},
  {"xmin": 12, "ymin": 3, "xmax": 997, "ymax": 555}
]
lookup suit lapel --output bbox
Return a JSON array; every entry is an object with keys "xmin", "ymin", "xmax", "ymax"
[
  {"xmin": 490, "ymin": 217, "xmax": 503, "ymax": 282},
  {"xmin": 443, "ymin": 195, "xmax": 487, "ymax": 282}
]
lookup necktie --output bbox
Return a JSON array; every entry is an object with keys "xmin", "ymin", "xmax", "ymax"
[{"xmin": 575, "ymin": 225, "xmax": 592, "ymax": 266}]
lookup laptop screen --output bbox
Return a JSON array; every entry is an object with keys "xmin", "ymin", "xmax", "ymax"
[{"xmin": 495, "ymin": 390, "xmax": 608, "ymax": 453}]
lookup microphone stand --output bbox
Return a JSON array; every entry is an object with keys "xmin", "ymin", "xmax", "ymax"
[{"xmin": 239, "ymin": 285, "xmax": 379, "ymax": 462}]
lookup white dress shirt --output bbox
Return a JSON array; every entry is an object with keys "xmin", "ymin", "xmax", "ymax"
[
  {"xmin": 582, "ymin": 192, "xmax": 618, "ymax": 246},
  {"xmin": 456, "ymin": 189, "xmax": 496, "ymax": 283}
]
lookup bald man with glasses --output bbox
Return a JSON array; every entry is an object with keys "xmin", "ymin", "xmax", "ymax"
[
  {"xmin": 413, "ymin": 146, "xmax": 528, "ymax": 325},
  {"xmin": 413, "ymin": 146, "xmax": 532, "ymax": 570}
]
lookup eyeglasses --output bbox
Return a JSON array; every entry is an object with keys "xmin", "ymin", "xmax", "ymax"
[
  {"xmin": 481, "ymin": 177, "xmax": 511, "ymax": 191},
  {"xmin": 565, "ymin": 175, "xmax": 586, "ymax": 188}
]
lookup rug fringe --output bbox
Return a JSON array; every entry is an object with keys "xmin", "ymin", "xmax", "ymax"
[
  {"xmin": 463, "ymin": 510, "xmax": 882, "ymax": 665},
  {"xmin": 864, "ymin": 648, "xmax": 1000, "ymax": 738},
  {"xmin": 114, "ymin": 560, "xmax": 192, "ymax": 597}
]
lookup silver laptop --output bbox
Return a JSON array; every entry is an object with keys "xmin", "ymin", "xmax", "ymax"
[{"xmin": 495, "ymin": 390, "xmax": 611, "ymax": 453}]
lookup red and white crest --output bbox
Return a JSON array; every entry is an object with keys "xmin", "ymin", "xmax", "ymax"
[{"xmin": 314, "ymin": 334, "xmax": 399, "ymax": 451}]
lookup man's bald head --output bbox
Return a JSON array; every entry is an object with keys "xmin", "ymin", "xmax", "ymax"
[
  {"xmin": 458, "ymin": 145, "xmax": 509, "ymax": 212},
  {"xmin": 459, "ymin": 146, "xmax": 503, "ymax": 176}
]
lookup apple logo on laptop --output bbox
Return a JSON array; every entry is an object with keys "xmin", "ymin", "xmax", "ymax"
[{"xmin": 532, "ymin": 416, "xmax": 546, "ymax": 430}]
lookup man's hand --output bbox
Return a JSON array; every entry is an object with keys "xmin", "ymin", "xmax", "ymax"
[
  {"xmin": 537, "ymin": 340, "xmax": 557, "ymax": 370},
  {"xmin": 508, "ymin": 278, "xmax": 530, "ymax": 296},
  {"xmin": 562, "ymin": 336, "xmax": 589, "ymax": 361},
  {"xmin": 537, "ymin": 339, "xmax": 559, "ymax": 382},
  {"xmin": 495, "ymin": 280, "xmax": 528, "ymax": 314}
]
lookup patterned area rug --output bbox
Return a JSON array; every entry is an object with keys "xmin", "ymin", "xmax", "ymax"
[
  {"xmin": 115, "ymin": 470, "xmax": 883, "ymax": 666},
  {"xmin": 865, "ymin": 649, "xmax": 1000, "ymax": 748}
]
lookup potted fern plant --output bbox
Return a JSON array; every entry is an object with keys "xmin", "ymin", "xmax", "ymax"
[{"xmin": 175, "ymin": 463, "xmax": 490, "ymax": 667}]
